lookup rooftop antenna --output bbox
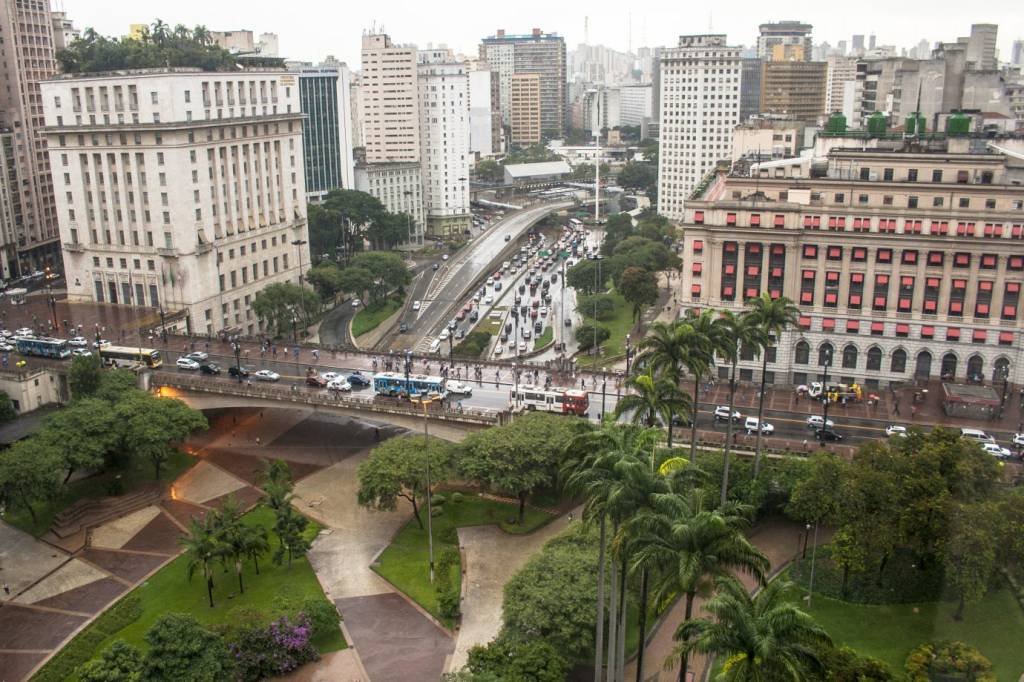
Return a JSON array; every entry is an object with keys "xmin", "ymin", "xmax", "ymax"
[{"xmin": 914, "ymin": 80, "xmax": 923, "ymax": 142}]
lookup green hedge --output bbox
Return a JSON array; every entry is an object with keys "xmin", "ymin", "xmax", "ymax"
[{"xmin": 33, "ymin": 595, "xmax": 143, "ymax": 682}]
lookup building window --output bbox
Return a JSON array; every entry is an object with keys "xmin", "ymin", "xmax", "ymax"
[
  {"xmin": 794, "ymin": 341, "xmax": 809, "ymax": 365},
  {"xmin": 842, "ymin": 344, "xmax": 858, "ymax": 369},
  {"xmin": 890, "ymin": 349, "xmax": 907, "ymax": 373}
]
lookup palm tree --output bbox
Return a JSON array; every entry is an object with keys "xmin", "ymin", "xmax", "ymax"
[
  {"xmin": 675, "ymin": 577, "xmax": 831, "ymax": 681},
  {"xmin": 238, "ymin": 523, "xmax": 270, "ymax": 575},
  {"xmin": 746, "ymin": 294, "xmax": 799, "ymax": 478},
  {"xmin": 629, "ymin": 491, "xmax": 769, "ymax": 681},
  {"xmin": 615, "ymin": 368, "xmax": 692, "ymax": 447},
  {"xmin": 716, "ymin": 311, "xmax": 767, "ymax": 507},
  {"xmin": 180, "ymin": 516, "xmax": 225, "ymax": 608},
  {"xmin": 682, "ymin": 311, "xmax": 725, "ymax": 460},
  {"xmin": 213, "ymin": 496, "xmax": 248, "ymax": 593}
]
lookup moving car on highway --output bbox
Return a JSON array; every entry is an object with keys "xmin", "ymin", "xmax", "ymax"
[
  {"xmin": 176, "ymin": 357, "xmax": 200, "ymax": 370},
  {"xmin": 254, "ymin": 369, "xmax": 280, "ymax": 382}
]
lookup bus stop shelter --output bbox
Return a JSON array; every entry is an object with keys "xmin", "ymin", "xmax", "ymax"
[{"xmin": 941, "ymin": 382, "xmax": 1001, "ymax": 420}]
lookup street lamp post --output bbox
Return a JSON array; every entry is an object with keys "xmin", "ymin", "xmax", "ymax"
[
  {"xmin": 806, "ymin": 521, "xmax": 819, "ymax": 607},
  {"xmin": 447, "ymin": 321, "xmax": 456, "ymax": 369},
  {"xmin": 291, "ymin": 239, "xmax": 309, "ymax": 327},
  {"xmin": 232, "ymin": 341, "xmax": 242, "ymax": 383},
  {"xmin": 819, "ymin": 348, "xmax": 832, "ymax": 441},
  {"xmin": 625, "ymin": 334, "xmax": 632, "ymax": 375}
]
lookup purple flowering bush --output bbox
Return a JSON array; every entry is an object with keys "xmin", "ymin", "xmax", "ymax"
[{"xmin": 228, "ymin": 614, "xmax": 319, "ymax": 681}]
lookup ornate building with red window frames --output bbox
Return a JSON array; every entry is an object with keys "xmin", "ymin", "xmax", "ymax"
[{"xmin": 680, "ymin": 142, "xmax": 1024, "ymax": 389}]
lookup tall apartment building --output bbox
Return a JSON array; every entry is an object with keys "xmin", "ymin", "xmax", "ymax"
[
  {"xmin": 619, "ymin": 85, "xmax": 653, "ymax": 126},
  {"xmin": 1012, "ymin": 40, "xmax": 1024, "ymax": 67},
  {"xmin": 295, "ymin": 63, "xmax": 355, "ymax": 201},
  {"xmin": 509, "ymin": 73, "xmax": 541, "ymax": 145},
  {"xmin": 963, "ymin": 23, "xmax": 997, "ymax": 71},
  {"xmin": 40, "ymin": 68, "xmax": 309, "ymax": 336},
  {"xmin": 678, "ymin": 142, "xmax": 1024, "ymax": 388},
  {"xmin": 760, "ymin": 60, "xmax": 827, "ymax": 122},
  {"xmin": 417, "ymin": 50, "xmax": 471, "ymax": 239},
  {"xmin": 480, "ymin": 29, "xmax": 566, "ymax": 138},
  {"xmin": 468, "ymin": 66, "xmax": 501, "ymax": 159},
  {"xmin": 51, "ymin": 11, "xmax": 79, "ymax": 51},
  {"xmin": 656, "ymin": 35, "xmax": 742, "ymax": 221},
  {"xmin": 0, "ymin": 0, "xmax": 62, "ymax": 274},
  {"xmin": 0, "ymin": 130, "xmax": 20, "ymax": 277},
  {"xmin": 825, "ymin": 56, "xmax": 858, "ymax": 114},
  {"xmin": 757, "ymin": 21, "xmax": 813, "ymax": 61},
  {"xmin": 357, "ymin": 32, "xmax": 424, "ymax": 243}
]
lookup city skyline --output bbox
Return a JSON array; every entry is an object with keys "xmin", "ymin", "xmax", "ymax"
[{"xmin": 63, "ymin": 0, "xmax": 1019, "ymax": 69}]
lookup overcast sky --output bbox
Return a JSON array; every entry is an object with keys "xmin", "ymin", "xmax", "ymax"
[{"xmin": 58, "ymin": 0, "xmax": 1021, "ymax": 68}]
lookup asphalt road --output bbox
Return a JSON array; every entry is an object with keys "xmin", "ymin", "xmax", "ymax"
[
  {"xmin": 156, "ymin": 345, "xmax": 1006, "ymax": 449},
  {"xmin": 396, "ymin": 202, "xmax": 573, "ymax": 353}
]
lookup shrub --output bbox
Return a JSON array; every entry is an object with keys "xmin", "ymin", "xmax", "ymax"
[
  {"xmin": 438, "ymin": 584, "xmax": 461, "ymax": 620},
  {"xmin": 451, "ymin": 491, "xmax": 464, "ymax": 504},
  {"xmin": 34, "ymin": 596, "xmax": 142, "ymax": 682},
  {"xmin": 578, "ymin": 294, "xmax": 617, "ymax": 321},
  {"xmin": 575, "ymin": 322, "xmax": 610, "ymax": 351},
  {"xmin": 228, "ymin": 614, "xmax": 319, "ymax": 681},
  {"xmin": 432, "ymin": 493, "xmax": 447, "ymax": 506},
  {"xmin": 299, "ymin": 597, "xmax": 340, "ymax": 640},
  {"xmin": 78, "ymin": 640, "xmax": 143, "ymax": 682},
  {"xmin": 465, "ymin": 636, "xmax": 569, "ymax": 682},
  {"xmin": 822, "ymin": 645, "xmax": 894, "ymax": 681},
  {"xmin": 431, "ymin": 505, "xmax": 444, "ymax": 517},
  {"xmin": 904, "ymin": 641, "xmax": 995, "ymax": 682}
]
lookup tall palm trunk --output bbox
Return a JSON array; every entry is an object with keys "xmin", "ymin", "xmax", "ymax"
[
  {"xmin": 678, "ymin": 593, "xmax": 696, "ymax": 682},
  {"xmin": 594, "ymin": 516, "xmax": 607, "ymax": 682},
  {"xmin": 607, "ymin": 529, "xmax": 619, "ymax": 678},
  {"xmin": 617, "ymin": 555, "xmax": 627, "ymax": 681},
  {"xmin": 721, "ymin": 360, "xmax": 738, "ymax": 507},
  {"xmin": 753, "ymin": 349, "xmax": 769, "ymax": 477},
  {"xmin": 689, "ymin": 373, "xmax": 700, "ymax": 459},
  {"xmin": 635, "ymin": 568, "xmax": 649, "ymax": 682}
]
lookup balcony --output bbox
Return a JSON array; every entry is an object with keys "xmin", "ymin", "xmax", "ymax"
[
  {"xmin": 63, "ymin": 241, "xmax": 85, "ymax": 253},
  {"xmin": 157, "ymin": 247, "xmax": 178, "ymax": 258}
]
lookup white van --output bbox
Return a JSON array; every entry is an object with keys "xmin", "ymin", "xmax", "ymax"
[{"xmin": 960, "ymin": 428, "xmax": 995, "ymax": 444}]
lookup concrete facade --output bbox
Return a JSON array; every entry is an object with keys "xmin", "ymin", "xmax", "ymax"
[
  {"xmin": 680, "ymin": 145, "xmax": 1024, "ymax": 388},
  {"xmin": 40, "ymin": 68, "xmax": 309, "ymax": 336},
  {"xmin": 480, "ymin": 29, "xmax": 566, "ymax": 136},
  {"xmin": 359, "ymin": 34, "xmax": 420, "ymax": 165},
  {"xmin": 354, "ymin": 163, "xmax": 424, "ymax": 244},
  {"xmin": 826, "ymin": 56, "xmax": 858, "ymax": 115},
  {"xmin": 509, "ymin": 73, "xmax": 541, "ymax": 146},
  {"xmin": 296, "ymin": 63, "xmax": 355, "ymax": 201},
  {"xmin": 757, "ymin": 21, "xmax": 813, "ymax": 62},
  {"xmin": 760, "ymin": 61, "xmax": 827, "ymax": 122},
  {"xmin": 468, "ymin": 67, "xmax": 500, "ymax": 159},
  {"xmin": 0, "ymin": 0, "xmax": 62, "ymax": 274},
  {"xmin": 657, "ymin": 34, "xmax": 742, "ymax": 221}
]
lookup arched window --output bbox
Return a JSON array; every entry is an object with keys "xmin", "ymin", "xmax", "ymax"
[
  {"xmin": 967, "ymin": 355, "xmax": 984, "ymax": 382},
  {"xmin": 915, "ymin": 350, "xmax": 933, "ymax": 378},
  {"xmin": 794, "ymin": 340, "xmax": 809, "ymax": 365},
  {"xmin": 941, "ymin": 352, "xmax": 958, "ymax": 380},
  {"xmin": 842, "ymin": 344, "xmax": 858, "ymax": 369},
  {"xmin": 818, "ymin": 342, "xmax": 834, "ymax": 367},
  {"xmin": 890, "ymin": 348, "xmax": 907, "ymax": 373},
  {"xmin": 993, "ymin": 357, "xmax": 1010, "ymax": 383},
  {"xmin": 866, "ymin": 346, "xmax": 883, "ymax": 371}
]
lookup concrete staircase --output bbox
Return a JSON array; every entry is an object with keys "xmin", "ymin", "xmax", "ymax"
[{"xmin": 50, "ymin": 483, "xmax": 164, "ymax": 539}]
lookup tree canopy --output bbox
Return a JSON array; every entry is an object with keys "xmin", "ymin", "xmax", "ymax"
[
  {"xmin": 357, "ymin": 435, "xmax": 453, "ymax": 529},
  {"xmin": 252, "ymin": 282, "xmax": 321, "ymax": 336},
  {"xmin": 308, "ymin": 189, "xmax": 411, "ymax": 258},
  {"xmin": 58, "ymin": 23, "xmax": 244, "ymax": 73},
  {"xmin": 140, "ymin": 614, "xmax": 232, "ymax": 682}
]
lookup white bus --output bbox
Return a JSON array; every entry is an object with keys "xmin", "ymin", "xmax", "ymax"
[{"xmin": 100, "ymin": 346, "xmax": 163, "ymax": 368}]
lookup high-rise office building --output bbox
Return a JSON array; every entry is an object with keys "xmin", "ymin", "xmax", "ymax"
[
  {"xmin": 509, "ymin": 73, "xmax": 542, "ymax": 145},
  {"xmin": 1012, "ymin": 40, "xmax": 1024, "ymax": 66},
  {"xmin": 825, "ymin": 56, "xmax": 858, "ymax": 114},
  {"xmin": 468, "ymin": 66, "xmax": 502, "ymax": 159},
  {"xmin": 964, "ymin": 23, "xmax": 997, "ymax": 70},
  {"xmin": 0, "ymin": 0, "xmax": 63, "ymax": 274},
  {"xmin": 760, "ymin": 61, "xmax": 828, "ymax": 122},
  {"xmin": 417, "ymin": 49, "xmax": 470, "ymax": 239},
  {"xmin": 852, "ymin": 35, "xmax": 865, "ymax": 54},
  {"xmin": 357, "ymin": 32, "xmax": 424, "ymax": 243},
  {"xmin": 740, "ymin": 58, "xmax": 763, "ymax": 123},
  {"xmin": 657, "ymin": 35, "xmax": 742, "ymax": 221},
  {"xmin": 757, "ymin": 21, "xmax": 813, "ymax": 62},
  {"xmin": 295, "ymin": 63, "xmax": 355, "ymax": 202},
  {"xmin": 40, "ymin": 69, "xmax": 309, "ymax": 336},
  {"xmin": 480, "ymin": 29, "xmax": 566, "ymax": 138},
  {"xmin": 51, "ymin": 11, "xmax": 79, "ymax": 51}
]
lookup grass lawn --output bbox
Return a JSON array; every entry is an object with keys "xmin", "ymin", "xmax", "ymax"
[
  {"xmin": 6, "ymin": 450, "xmax": 197, "ymax": 537},
  {"xmin": 577, "ymin": 291, "xmax": 634, "ymax": 368},
  {"xmin": 352, "ymin": 294, "xmax": 404, "ymax": 338},
  {"xmin": 37, "ymin": 506, "xmax": 344, "ymax": 681},
  {"xmin": 784, "ymin": 576, "xmax": 1024, "ymax": 680},
  {"xmin": 534, "ymin": 326, "xmax": 553, "ymax": 350},
  {"xmin": 374, "ymin": 494, "xmax": 553, "ymax": 628}
]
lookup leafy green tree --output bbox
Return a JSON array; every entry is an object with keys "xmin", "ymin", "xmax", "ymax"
[
  {"xmin": 58, "ymin": 23, "xmax": 239, "ymax": 73},
  {"xmin": 675, "ymin": 577, "xmax": 831, "ymax": 681},
  {"xmin": 566, "ymin": 258, "xmax": 602, "ymax": 295},
  {"xmin": 39, "ymin": 398, "xmax": 117, "ymax": 482},
  {"xmin": 618, "ymin": 266, "xmax": 658, "ymax": 323},
  {"xmin": 67, "ymin": 355, "xmax": 102, "ymax": 398},
  {"xmin": 366, "ymin": 211, "xmax": 409, "ymax": 250},
  {"xmin": 357, "ymin": 435, "xmax": 453, "ymax": 529},
  {"xmin": 262, "ymin": 459, "xmax": 295, "ymax": 512},
  {"xmin": 473, "ymin": 159, "xmax": 503, "ymax": 182},
  {"xmin": 786, "ymin": 453, "xmax": 845, "ymax": 526},
  {"xmin": 501, "ymin": 526, "xmax": 600, "ymax": 660},
  {"xmin": 575, "ymin": 322, "xmax": 610, "ymax": 351},
  {"xmin": 335, "ymin": 266, "xmax": 375, "ymax": 301},
  {"xmin": 303, "ymin": 261, "xmax": 346, "ymax": 301},
  {"xmin": 616, "ymin": 161, "xmax": 657, "ymax": 195},
  {"xmin": 601, "ymin": 213, "xmax": 635, "ymax": 255},
  {"xmin": 745, "ymin": 293, "xmax": 799, "ymax": 476},
  {"xmin": 578, "ymin": 293, "xmax": 616, "ymax": 320},
  {"xmin": 252, "ymin": 282, "xmax": 320, "ymax": 335},
  {"xmin": 78, "ymin": 639, "xmax": 143, "ymax": 682},
  {"xmin": 456, "ymin": 412, "xmax": 588, "ymax": 524},
  {"xmin": 944, "ymin": 502, "xmax": 999, "ymax": 620},
  {"xmin": 180, "ymin": 515, "xmax": 225, "ymax": 608},
  {"xmin": 0, "ymin": 391, "xmax": 15, "ymax": 423},
  {"xmin": 465, "ymin": 635, "xmax": 570, "ymax": 682},
  {"xmin": 350, "ymin": 251, "xmax": 411, "ymax": 302},
  {"xmin": 94, "ymin": 369, "xmax": 138, "ymax": 403},
  {"xmin": 115, "ymin": 392, "xmax": 207, "ymax": 479},
  {"xmin": 0, "ymin": 438, "xmax": 60, "ymax": 525},
  {"xmin": 314, "ymin": 189, "xmax": 389, "ymax": 258},
  {"xmin": 141, "ymin": 614, "xmax": 232, "ymax": 682}
]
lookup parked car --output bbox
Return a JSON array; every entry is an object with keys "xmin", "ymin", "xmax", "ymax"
[
  {"xmin": 518, "ymin": 341, "xmax": 527, "ymax": 352},
  {"xmin": 714, "ymin": 405, "xmax": 742, "ymax": 421},
  {"xmin": 199, "ymin": 363, "xmax": 221, "ymax": 375},
  {"xmin": 445, "ymin": 381, "xmax": 473, "ymax": 396},
  {"xmin": 885, "ymin": 424, "xmax": 908, "ymax": 438},
  {"xmin": 806, "ymin": 415, "xmax": 835, "ymax": 429},
  {"xmin": 351, "ymin": 298, "xmax": 362, "ymax": 307},
  {"xmin": 982, "ymin": 443, "xmax": 1013, "ymax": 460},
  {"xmin": 228, "ymin": 366, "xmax": 250, "ymax": 379},
  {"xmin": 186, "ymin": 351, "xmax": 208, "ymax": 362},
  {"xmin": 176, "ymin": 357, "xmax": 200, "ymax": 370},
  {"xmin": 67, "ymin": 336, "xmax": 88, "ymax": 347},
  {"xmin": 254, "ymin": 369, "xmax": 280, "ymax": 382},
  {"xmin": 744, "ymin": 417, "xmax": 774, "ymax": 435},
  {"xmin": 70, "ymin": 348, "xmax": 91, "ymax": 357},
  {"xmin": 1013, "ymin": 433, "xmax": 1024, "ymax": 447},
  {"xmin": 484, "ymin": 295, "xmax": 494, "ymax": 305},
  {"xmin": 347, "ymin": 372, "xmax": 370, "ymax": 387}
]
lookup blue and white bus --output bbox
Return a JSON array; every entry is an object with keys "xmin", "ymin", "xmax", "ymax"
[
  {"xmin": 372, "ymin": 372, "xmax": 446, "ymax": 399},
  {"xmin": 16, "ymin": 336, "xmax": 71, "ymax": 359}
]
